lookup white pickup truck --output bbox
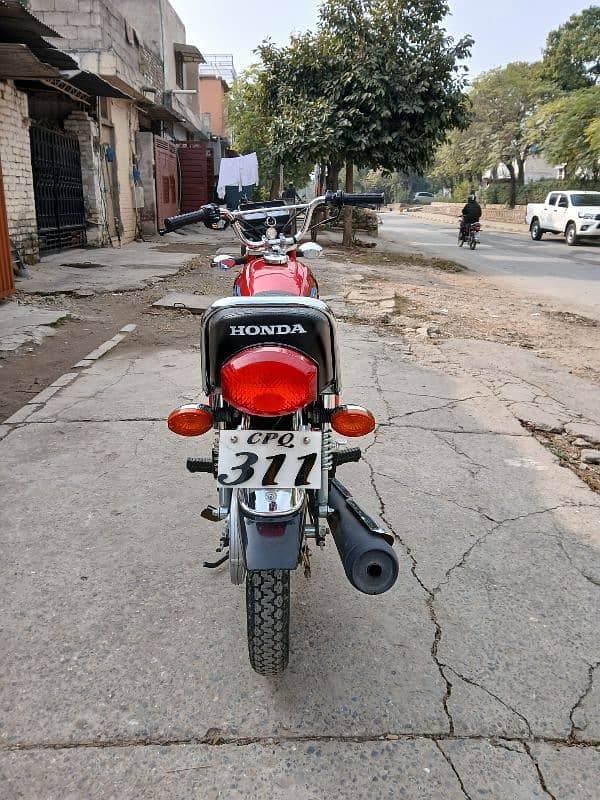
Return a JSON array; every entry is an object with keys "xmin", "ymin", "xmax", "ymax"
[{"xmin": 525, "ymin": 190, "xmax": 600, "ymax": 245}]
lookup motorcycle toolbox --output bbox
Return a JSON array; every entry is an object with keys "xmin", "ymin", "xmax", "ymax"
[{"xmin": 201, "ymin": 296, "xmax": 341, "ymax": 395}]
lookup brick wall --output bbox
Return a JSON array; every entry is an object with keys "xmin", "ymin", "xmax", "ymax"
[
  {"xmin": 428, "ymin": 203, "xmax": 527, "ymax": 224},
  {"xmin": 30, "ymin": 0, "xmax": 157, "ymax": 93},
  {"xmin": 0, "ymin": 81, "xmax": 39, "ymax": 263}
]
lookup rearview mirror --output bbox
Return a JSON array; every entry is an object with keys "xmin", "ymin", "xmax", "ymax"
[
  {"xmin": 297, "ymin": 242, "xmax": 323, "ymax": 259},
  {"xmin": 211, "ymin": 254, "xmax": 237, "ymax": 270}
]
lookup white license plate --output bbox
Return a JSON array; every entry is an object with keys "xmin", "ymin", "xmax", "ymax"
[{"xmin": 217, "ymin": 430, "xmax": 322, "ymax": 489}]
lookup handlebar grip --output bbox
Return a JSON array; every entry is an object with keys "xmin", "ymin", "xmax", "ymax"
[
  {"xmin": 161, "ymin": 208, "xmax": 209, "ymax": 234},
  {"xmin": 326, "ymin": 191, "xmax": 385, "ymax": 208}
]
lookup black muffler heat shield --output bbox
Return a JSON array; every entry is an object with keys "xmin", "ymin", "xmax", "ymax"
[{"xmin": 328, "ymin": 479, "xmax": 398, "ymax": 595}]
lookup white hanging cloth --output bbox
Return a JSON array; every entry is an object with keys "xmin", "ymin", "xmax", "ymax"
[
  {"xmin": 217, "ymin": 157, "xmax": 242, "ymax": 199},
  {"xmin": 240, "ymin": 152, "xmax": 259, "ymax": 187},
  {"xmin": 217, "ymin": 152, "xmax": 259, "ymax": 199}
]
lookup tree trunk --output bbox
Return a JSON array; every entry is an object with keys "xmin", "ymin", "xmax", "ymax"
[
  {"xmin": 342, "ymin": 161, "xmax": 354, "ymax": 247},
  {"xmin": 269, "ymin": 175, "xmax": 280, "ymax": 200},
  {"xmin": 326, "ymin": 161, "xmax": 341, "ymax": 191},
  {"xmin": 506, "ymin": 163, "xmax": 517, "ymax": 208},
  {"xmin": 516, "ymin": 157, "xmax": 525, "ymax": 186}
]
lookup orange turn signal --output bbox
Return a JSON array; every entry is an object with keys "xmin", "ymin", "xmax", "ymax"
[
  {"xmin": 331, "ymin": 405, "xmax": 376, "ymax": 437},
  {"xmin": 168, "ymin": 404, "xmax": 214, "ymax": 437}
]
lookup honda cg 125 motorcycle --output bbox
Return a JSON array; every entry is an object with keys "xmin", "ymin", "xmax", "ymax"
[{"xmin": 161, "ymin": 191, "xmax": 398, "ymax": 675}]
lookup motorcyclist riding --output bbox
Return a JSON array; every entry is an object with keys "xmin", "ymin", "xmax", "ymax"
[{"xmin": 460, "ymin": 193, "xmax": 482, "ymax": 239}]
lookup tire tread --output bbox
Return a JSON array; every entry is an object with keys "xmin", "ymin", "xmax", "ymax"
[{"xmin": 246, "ymin": 570, "xmax": 290, "ymax": 675}]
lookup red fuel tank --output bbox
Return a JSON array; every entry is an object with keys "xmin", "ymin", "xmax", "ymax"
[{"xmin": 234, "ymin": 253, "xmax": 319, "ymax": 298}]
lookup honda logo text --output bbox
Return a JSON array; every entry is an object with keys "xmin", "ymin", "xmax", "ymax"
[{"xmin": 229, "ymin": 324, "xmax": 307, "ymax": 336}]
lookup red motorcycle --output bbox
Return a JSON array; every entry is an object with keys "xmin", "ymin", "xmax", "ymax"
[{"xmin": 162, "ymin": 191, "xmax": 398, "ymax": 675}]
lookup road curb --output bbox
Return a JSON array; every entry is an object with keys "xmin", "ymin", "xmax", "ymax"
[{"xmin": 2, "ymin": 324, "xmax": 138, "ymax": 428}]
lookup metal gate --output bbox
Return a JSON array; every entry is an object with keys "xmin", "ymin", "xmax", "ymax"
[
  {"xmin": 178, "ymin": 142, "xmax": 213, "ymax": 212},
  {"xmin": 154, "ymin": 137, "xmax": 179, "ymax": 228},
  {"xmin": 30, "ymin": 126, "xmax": 86, "ymax": 253}
]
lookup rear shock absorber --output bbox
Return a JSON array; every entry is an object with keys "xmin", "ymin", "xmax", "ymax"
[{"xmin": 318, "ymin": 395, "xmax": 336, "ymax": 517}]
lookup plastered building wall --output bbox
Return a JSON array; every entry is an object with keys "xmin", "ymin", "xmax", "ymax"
[
  {"xmin": 198, "ymin": 77, "xmax": 227, "ymax": 138},
  {"xmin": 110, "ymin": 99, "xmax": 138, "ymax": 242}
]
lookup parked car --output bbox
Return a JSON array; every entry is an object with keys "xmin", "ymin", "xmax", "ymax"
[
  {"xmin": 525, "ymin": 190, "xmax": 600, "ymax": 246},
  {"xmin": 412, "ymin": 191, "xmax": 434, "ymax": 205}
]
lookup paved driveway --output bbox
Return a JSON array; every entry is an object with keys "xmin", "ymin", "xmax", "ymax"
[{"xmin": 1, "ymin": 322, "xmax": 599, "ymax": 798}]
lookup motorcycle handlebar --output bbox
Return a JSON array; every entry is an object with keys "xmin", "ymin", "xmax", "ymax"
[
  {"xmin": 159, "ymin": 191, "xmax": 385, "ymax": 239},
  {"xmin": 326, "ymin": 191, "xmax": 385, "ymax": 207},
  {"xmin": 160, "ymin": 207, "xmax": 211, "ymax": 234}
]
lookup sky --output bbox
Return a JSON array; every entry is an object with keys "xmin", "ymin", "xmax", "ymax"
[{"xmin": 170, "ymin": 0, "xmax": 594, "ymax": 80}]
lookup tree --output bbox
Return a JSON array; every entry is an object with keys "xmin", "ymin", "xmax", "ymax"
[
  {"xmin": 456, "ymin": 63, "xmax": 555, "ymax": 205},
  {"xmin": 258, "ymin": 0, "xmax": 473, "ymax": 242},
  {"xmin": 586, "ymin": 117, "xmax": 600, "ymax": 152},
  {"xmin": 542, "ymin": 6, "xmax": 600, "ymax": 91},
  {"xmin": 429, "ymin": 125, "xmax": 487, "ymax": 186},
  {"xmin": 529, "ymin": 86, "xmax": 600, "ymax": 179},
  {"xmin": 227, "ymin": 67, "xmax": 312, "ymax": 199}
]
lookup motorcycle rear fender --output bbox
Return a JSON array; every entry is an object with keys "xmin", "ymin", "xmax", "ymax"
[{"xmin": 238, "ymin": 506, "xmax": 304, "ymax": 570}]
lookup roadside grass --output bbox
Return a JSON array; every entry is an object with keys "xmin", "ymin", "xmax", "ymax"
[
  {"xmin": 394, "ymin": 293, "xmax": 410, "ymax": 314},
  {"xmin": 49, "ymin": 314, "xmax": 74, "ymax": 328}
]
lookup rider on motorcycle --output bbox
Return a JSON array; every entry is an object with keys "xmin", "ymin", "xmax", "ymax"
[{"xmin": 460, "ymin": 193, "xmax": 482, "ymax": 238}]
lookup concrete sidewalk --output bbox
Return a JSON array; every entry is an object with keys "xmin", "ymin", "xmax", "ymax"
[
  {"xmin": 15, "ymin": 226, "xmax": 227, "ymax": 296},
  {"xmin": 1, "ymin": 320, "xmax": 599, "ymax": 798}
]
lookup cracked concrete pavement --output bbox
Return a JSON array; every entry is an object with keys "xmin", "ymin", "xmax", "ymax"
[{"xmin": 1, "ymin": 320, "xmax": 599, "ymax": 798}]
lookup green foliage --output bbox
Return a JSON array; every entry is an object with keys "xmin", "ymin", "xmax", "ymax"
[
  {"xmin": 257, "ymin": 0, "xmax": 473, "ymax": 175},
  {"xmin": 429, "ymin": 61, "xmax": 558, "ymax": 204},
  {"xmin": 352, "ymin": 168, "xmax": 435, "ymax": 203},
  {"xmin": 542, "ymin": 6, "xmax": 600, "ymax": 91},
  {"xmin": 529, "ymin": 86, "xmax": 600, "ymax": 178},
  {"xmin": 227, "ymin": 67, "xmax": 312, "ymax": 197},
  {"xmin": 482, "ymin": 178, "xmax": 600, "ymax": 205},
  {"xmin": 469, "ymin": 62, "xmax": 556, "ymax": 173},
  {"xmin": 450, "ymin": 179, "xmax": 473, "ymax": 203},
  {"xmin": 587, "ymin": 118, "xmax": 600, "ymax": 151}
]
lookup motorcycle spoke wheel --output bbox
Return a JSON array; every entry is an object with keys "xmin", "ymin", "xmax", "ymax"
[
  {"xmin": 246, "ymin": 569, "xmax": 290, "ymax": 675},
  {"xmin": 469, "ymin": 239, "xmax": 477, "ymax": 249}
]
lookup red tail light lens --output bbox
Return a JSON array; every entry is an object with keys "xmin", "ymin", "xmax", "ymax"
[{"xmin": 221, "ymin": 345, "xmax": 317, "ymax": 416}]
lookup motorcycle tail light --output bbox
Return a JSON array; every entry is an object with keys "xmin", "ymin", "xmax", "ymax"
[
  {"xmin": 221, "ymin": 345, "xmax": 317, "ymax": 417},
  {"xmin": 331, "ymin": 405, "xmax": 376, "ymax": 437},
  {"xmin": 168, "ymin": 404, "xmax": 214, "ymax": 436}
]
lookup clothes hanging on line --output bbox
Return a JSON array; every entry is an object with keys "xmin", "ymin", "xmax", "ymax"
[{"xmin": 217, "ymin": 153, "xmax": 259, "ymax": 199}]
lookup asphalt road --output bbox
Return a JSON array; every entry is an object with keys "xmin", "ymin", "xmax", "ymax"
[{"xmin": 380, "ymin": 214, "xmax": 600, "ymax": 320}]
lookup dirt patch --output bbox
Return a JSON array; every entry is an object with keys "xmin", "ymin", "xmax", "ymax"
[
  {"xmin": 326, "ymin": 247, "xmax": 466, "ymax": 273},
  {"xmin": 325, "ymin": 256, "xmax": 600, "ymax": 384},
  {"xmin": 151, "ymin": 243, "xmax": 217, "ymax": 255},
  {"xmin": 544, "ymin": 310, "xmax": 598, "ymax": 327},
  {"xmin": 527, "ymin": 428, "xmax": 600, "ymax": 494}
]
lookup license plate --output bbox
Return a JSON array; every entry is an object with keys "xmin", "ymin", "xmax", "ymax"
[
  {"xmin": 217, "ymin": 430, "xmax": 322, "ymax": 489},
  {"xmin": 474, "ymin": 232, "xmax": 481, "ymax": 241}
]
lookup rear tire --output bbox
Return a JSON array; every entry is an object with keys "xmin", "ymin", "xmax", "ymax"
[
  {"xmin": 246, "ymin": 569, "xmax": 290, "ymax": 675},
  {"xmin": 566, "ymin": 223, "xmax": 578, "ymax": 246},
  {"xmin": 530, "ymin": 219, "xmax": 543, "ymax": 240},
  {"xmin": 469, "ymin": 237, "xmax": 477, "ymax": 250}
]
